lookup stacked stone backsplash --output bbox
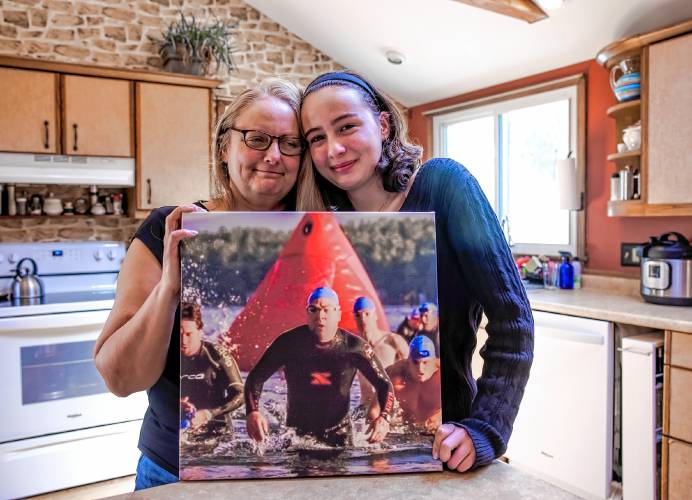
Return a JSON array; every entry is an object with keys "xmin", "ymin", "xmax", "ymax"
[
  {"xmin": 0, "ymin": 215, "xmax": 140, "ymax": 243},
  {"xmin": 0, "ymin": 0, "xmax": 343, "ymax": 94},
  {"xmin": 0, "ymin": 185, "xmax": 139, "ymax": 243}
]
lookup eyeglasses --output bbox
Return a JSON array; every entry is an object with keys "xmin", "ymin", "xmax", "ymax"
[{"xmin": 229, "ymin": 127, "xmax": 305, "ymax": 156}]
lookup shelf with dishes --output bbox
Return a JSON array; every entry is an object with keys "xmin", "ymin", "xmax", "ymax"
[
  {"xmin": 597, "ymin": 19, "xmax": 692, "ymax": 217},
  {"xmin": 0, "ymin": 184, "xmax": 130, "ymax": 218}
]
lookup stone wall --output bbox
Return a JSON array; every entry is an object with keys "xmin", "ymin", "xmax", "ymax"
[{"xmin": 0, "ymin": 0, "xmax": 343, "ymax": 94}]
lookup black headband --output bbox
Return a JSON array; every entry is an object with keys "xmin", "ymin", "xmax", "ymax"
[{"xmin": 305, "ymin": 72, "xmax": 382, "ymax": 110}]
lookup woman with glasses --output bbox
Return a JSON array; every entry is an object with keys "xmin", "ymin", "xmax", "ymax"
[{"xmin": 93, "ymin": 78, "xmax": 305, "ymax": 490}]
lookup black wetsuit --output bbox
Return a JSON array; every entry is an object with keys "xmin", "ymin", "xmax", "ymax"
[
  {"xmin": 244, "ymin": 325, "xmax": 395, "ymax": 446},
  {"xmin": 181, "ymin": 341, "xmax": 244, "ymax": 433}
]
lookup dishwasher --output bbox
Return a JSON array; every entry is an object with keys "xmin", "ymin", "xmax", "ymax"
[{"xmin": 502, "ymin": 310, "xmax": 614, "ymax": 500}]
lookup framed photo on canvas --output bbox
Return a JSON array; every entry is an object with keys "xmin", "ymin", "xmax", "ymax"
[{"xmin": 179, "ymin": 211, "xmax": 441, "ymax": 480}]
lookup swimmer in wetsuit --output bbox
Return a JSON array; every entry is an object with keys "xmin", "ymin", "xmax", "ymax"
[
  {"xmin": 395, "ymin": 307, "xmax": 421, "ymax": 344},
  {"xmin": 352, "ymin": 296, "xmax": 409, "ymax": 421},
  {"xmin": 386, "ymin": 335, "xmax": 442, "ymax": 434},
  {"xmin": 180, "ymin": 302, "xmax": 244, "ymax": 435},
  {"xmin": 244, "ymin": 287, "xmax": 395, "ymax": 447}
]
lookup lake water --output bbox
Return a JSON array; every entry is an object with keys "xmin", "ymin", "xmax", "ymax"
[{"xmin": 181, "ymin": 304, "xmax": 441, "ymax": 479}]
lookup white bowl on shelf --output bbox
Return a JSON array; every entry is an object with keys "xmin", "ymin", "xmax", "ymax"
[{"xmin": 622, "ymin": 123, "xmax": 641, "ymax": 150}]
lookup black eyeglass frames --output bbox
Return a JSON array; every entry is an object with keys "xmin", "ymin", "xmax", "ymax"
[{"xmin": 229, "ymin": 127, "xmax": 305, "ymax": 156}]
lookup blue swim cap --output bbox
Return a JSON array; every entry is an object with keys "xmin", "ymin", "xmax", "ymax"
[
  {"xmin": 306, "ymin": 286, "xmax": 339, "ymax": 307},
  {"xmin": 410, "ymin": 335, "xmax": 436, "ymax": 360},
  {"xmin": 419, "ymin": 302, "xmax": 438, "ymax": 316},
  {"xmin": 353, "ymin": 296, "xmax": 376, "ymax": 313}
]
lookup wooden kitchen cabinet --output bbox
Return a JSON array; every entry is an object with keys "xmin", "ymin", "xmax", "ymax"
[
  {"xmin": 647, "ymin": 32, "xmax": 692, "ymax": 205},
  {"xmin": 62, "ymin": 75, "xmax": 133, "ymax": 157},
  {"xmin": 662, "ymin": 330, "xmax": 692, "ymax": 500},
  {"xmin": 0, "ymin": 68, "xmax": 59, "ymax": 154},
  {"xmin": 136, "ymin": 82, "xmax": 211, "ymax": 210},
  {"xmin": 597, "ymin": 20, "xmax": 692, "ymax": 217}
]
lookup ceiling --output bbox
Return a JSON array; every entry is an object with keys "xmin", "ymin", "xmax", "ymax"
[{"xmin": 244, "ymin": 0, "xmax": 692, "ymax": 107}]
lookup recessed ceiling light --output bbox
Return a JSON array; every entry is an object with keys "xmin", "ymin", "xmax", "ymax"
[{"xmin": 385, "ymin": 50, "xmax": 406, "ymax": 65}]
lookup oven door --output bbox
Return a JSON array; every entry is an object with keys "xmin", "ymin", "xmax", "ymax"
[{"xmin": 0, "ymin": 309, "xmax": 148, "ymax": 443}]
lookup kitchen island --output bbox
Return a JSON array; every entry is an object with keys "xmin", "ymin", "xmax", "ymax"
[{"xmin": 112, "ymin": 461, "xmax": 578, "ymax": 499}]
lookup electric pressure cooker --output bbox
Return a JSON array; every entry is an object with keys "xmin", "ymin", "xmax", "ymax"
[{"xmin": 641, "ymin": 232, "xmax": 692, "ymax": 306}]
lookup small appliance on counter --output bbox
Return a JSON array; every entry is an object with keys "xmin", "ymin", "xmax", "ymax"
[{"xmin": 641, "ymin": 232, "xmax": 692, "ymax": 306}]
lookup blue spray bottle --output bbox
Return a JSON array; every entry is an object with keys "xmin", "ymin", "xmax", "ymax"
[{"xmin": 558, "ymin": 251, "xmax": 574, "ymax": 290}]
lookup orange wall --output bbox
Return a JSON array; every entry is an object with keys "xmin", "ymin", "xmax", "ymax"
[{"xmin": 408, "ymin": 60, "xmax": 692, "ymax": 274}]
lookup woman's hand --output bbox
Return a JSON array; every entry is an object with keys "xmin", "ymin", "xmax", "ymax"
[
  {"xmin": 432, "ymin": 423, "xmax": 477, "ymax": 472},
  {"xmin": 159, "ymin": 204, "xmax": 203, "ymax": 297}
]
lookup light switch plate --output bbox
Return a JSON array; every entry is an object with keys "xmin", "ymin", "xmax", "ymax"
[{"xmin": 621, "ymin": 243, "xmax": 643, "ymax": 267}]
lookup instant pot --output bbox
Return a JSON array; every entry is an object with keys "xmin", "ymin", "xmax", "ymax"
[{"xmin": 641, "ymin": 232, "xmax": 692, "ymax": 306}]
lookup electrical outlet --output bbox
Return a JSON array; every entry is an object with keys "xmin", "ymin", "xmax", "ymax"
[{"xmin": 621, "ymin": 243, "xmax": 643, "ymax": 267}]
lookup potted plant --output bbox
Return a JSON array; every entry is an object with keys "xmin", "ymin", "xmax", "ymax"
[{"xmin": 158, "ymin": 13, "xmax": 236, "ymax": 76}]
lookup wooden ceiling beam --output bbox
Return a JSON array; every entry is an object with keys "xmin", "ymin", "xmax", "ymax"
[{"xmin": 453, "ymin": 0, "xmax": 548, "ymax": 24}]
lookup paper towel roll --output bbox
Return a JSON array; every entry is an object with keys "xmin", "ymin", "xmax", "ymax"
[{"xmin": 556, "ymin": 158, "xmax": 580, "ymax": 210}]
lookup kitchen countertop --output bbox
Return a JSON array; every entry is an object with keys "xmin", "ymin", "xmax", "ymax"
[
  {"xmin": 527, "ymin": 287, "xmax": 692, "ymax": 333},
  {"xmin": 112, "ymin": 461, "xmax": 579, "ymax": 499}
]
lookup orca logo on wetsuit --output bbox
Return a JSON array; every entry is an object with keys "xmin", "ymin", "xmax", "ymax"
[
  {"xmin": 181, "ymin": 373, "xmax": 205, "ymax": 380},
  {"xmin": 310, "ymin": 371, "xmax": 332, "ymax": 386}
]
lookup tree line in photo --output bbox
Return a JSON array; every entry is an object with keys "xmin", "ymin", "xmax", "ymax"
[{"xmin": 181, "ymin": 217, "xmax": 438, "ymax": 306}]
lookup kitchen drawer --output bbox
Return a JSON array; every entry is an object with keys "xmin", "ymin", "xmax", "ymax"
[
  {"xmin": 663, "ymin": 437, "xmax": 692, "ymax": 500},
  {"xmin": 667, "ymin": 330, "xmax": 692, "ymax": 369},
  {"xmin": 666, "ymin": 365, "xmax": 692, "ymax": 442}
]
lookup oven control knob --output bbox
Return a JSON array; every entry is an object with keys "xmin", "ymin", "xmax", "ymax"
[
  {"xmin": 8, "ymin": 253, "xmax": 19, "ymax": 264},
  {"xmin": 107, "ymin": 249, "xmax": 116, "ymax": 261},
  {"xmin": 94, "ymin": 250, "xmax": 104, "ymax": 261}
]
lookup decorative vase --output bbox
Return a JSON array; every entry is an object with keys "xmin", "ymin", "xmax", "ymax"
[{"xmin": 610, "ymin": 57, "xmax": 641, "ymax": 102}]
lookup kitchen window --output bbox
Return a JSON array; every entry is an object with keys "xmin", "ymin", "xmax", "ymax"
[{"xmin": 432, "ymin": 76, "xmax": 585, "ymax": 257}]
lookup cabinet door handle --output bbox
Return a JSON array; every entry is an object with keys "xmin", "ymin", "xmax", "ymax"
[
  {"xmin": 43, "ymin": 121, "xmax": 49, "ymax": 149},
  {"xmin": 72, "ymin": 123, "xmax": 79, "ymax": 151},
  {"xmin": 147, "ymin": 178, "xmax": 152, "ymax": 205}
]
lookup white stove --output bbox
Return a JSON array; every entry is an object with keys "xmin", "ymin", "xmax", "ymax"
[{"xmin": 0, "ymin": 242, "xmax": 147, "ymax": 499}]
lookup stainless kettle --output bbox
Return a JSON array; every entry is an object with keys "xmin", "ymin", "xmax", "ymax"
[{"xmin": 12, "ymin": 257, "xmax": 45, "ymax": 301}]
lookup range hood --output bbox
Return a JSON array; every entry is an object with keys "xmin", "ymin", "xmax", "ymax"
[{"xmin": 0, "ymin": 153, "xmax": 135, "ymax": 187}]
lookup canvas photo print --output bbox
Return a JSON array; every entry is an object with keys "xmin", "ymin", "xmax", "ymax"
[{"xmin": 179, "ymin": 211, "xmax": 441, "ymax": 480}]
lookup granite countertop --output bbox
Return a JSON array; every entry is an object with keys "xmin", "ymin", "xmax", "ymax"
[
  {"xmin": 527, "ymin": 287, "xmax": 692, "ymax": 333},
  {"xmin": 112, "ymin": 461, "xmax": 579, "ymax": 500}
]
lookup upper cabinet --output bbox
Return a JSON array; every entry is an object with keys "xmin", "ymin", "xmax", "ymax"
[
  {"xmin": 62, "ymin": 75, "xmax": 133, "ymax": 157},
  {"xmin": 136, "ymin": 82, "xmax": 211, "ymax": 210},
  {"xmin": 647, "ymin": 33, "xmax": 692, "ymax": 205},
  {"xmin": 0, "ymin": 68, "xmax": 59, "ymax": 154},
  {"xmin": 0, "ymin": 56, "xmax": 221, "ymax": 218},
  {"xmin": 597, "ymin": 20, "xmax": 692, "ymax": 217}
]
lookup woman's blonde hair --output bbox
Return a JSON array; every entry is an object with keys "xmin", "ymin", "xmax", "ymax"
[
  {"xmin": 211, "ymin": 78, "xmax": 302, "ymax": 209},
  {"xmin": 296, "ymin": 71, "xmax": 422, "ymax": 211}
]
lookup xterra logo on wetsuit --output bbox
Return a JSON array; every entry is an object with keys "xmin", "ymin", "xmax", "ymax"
[
  {"xmin": 310, "ymin": 372, "xmax": 332, "ymax": 385},
  {"xmin": 181, "ymin": 373, "xmax": 205, "ymax": 380}
]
